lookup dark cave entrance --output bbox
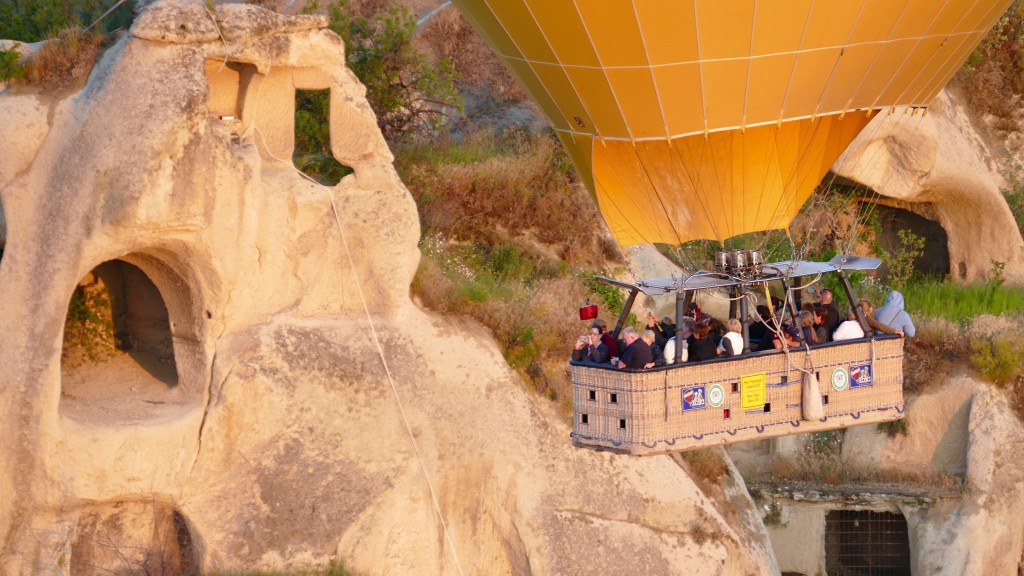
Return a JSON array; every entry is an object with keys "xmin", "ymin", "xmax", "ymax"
[
  {"xmin": 869, "ymin": 204, "xmax": 949, "ymax": 280},
  {"xmin": 825, "ymin": 509, "xmax": 911, "ymax": 576}
]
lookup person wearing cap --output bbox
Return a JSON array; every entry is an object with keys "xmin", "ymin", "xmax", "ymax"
[{"xmin": 772, "ymin": 321, "xmax": 803, "ymax": 350}]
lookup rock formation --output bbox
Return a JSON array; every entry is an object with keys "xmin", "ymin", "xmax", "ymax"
[
  {"xmin": 0, "ymin": 2, "xmax": 776, "ymax": 574},
  {"xmin": 834, "ymin": 91, "xmax": 1024, "ymax": 282}
]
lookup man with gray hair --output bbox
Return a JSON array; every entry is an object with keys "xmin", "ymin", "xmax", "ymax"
[{"xmin": 618, "ymin": 326, "xmax": 653, "ymax": 370}]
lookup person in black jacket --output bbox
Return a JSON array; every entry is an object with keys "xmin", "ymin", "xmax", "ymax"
[
  {"xmin": 618, "ymin": 326, "xmax": 653, "ymax": 369},
  {"xmin": 688, "ymin": 322, "xmax": 719, "ymax": 362}
]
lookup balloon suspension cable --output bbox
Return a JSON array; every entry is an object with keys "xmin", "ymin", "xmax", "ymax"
[{"xmin": 252, "ymin": 125, "xmax": 467, "ymax": 576}]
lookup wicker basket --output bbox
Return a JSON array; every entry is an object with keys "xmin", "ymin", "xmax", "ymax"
[{"xmin": 571, "ymin": 336, "xmax": 904, "ymax": 454}]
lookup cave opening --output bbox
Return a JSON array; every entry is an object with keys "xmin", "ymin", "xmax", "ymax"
[
  {"xmin": 825, "ymin": 509, "xmax": 911, "ymax": 576},
  {"xmin": 868, "ymin": 204, "xmax": 950, "ymax": 281},
  {"xmin": 294, "ymin": 88, "xmax": 353, "ymax": 186},
  {"xmin": 70, "ymin": 500, "xmax": 199, "ymax": 576},
  {"xmin": 60, "ymin": 256, "xmax": 201, "ymax": 424}
]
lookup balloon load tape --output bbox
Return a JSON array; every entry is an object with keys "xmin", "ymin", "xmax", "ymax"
[{"xmin": 579, "ymin": 298, "xmax": 598, "ymax": 321}]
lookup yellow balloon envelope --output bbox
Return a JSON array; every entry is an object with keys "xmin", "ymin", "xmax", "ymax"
[{"xmin": 451, "ymin": 0, "xmax": 1013, "ymax": 246}]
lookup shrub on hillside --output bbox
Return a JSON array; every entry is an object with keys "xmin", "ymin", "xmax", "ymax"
[
  {"xmin": 0, "ymin": 46, "xmax": 24, "ymax": 82},
  {"xmin": 952, "ymin": 0, "xmax": 1024, "ymax": 133},
  {"xmin": 970, "ymin": 333, "xmax": 1024, "ymax": 385},
  {"xmin": 398, "ymin": 127, "xmax": 612, "ymax": 263},
  {"xmin": 324, "ymin": 0, "xmax": 462, "ymax": 140},
  {"xmin": 419, "ymin": 7, "xmax": 526, "ymax": 103},
  {"xmin": 0, "ymin": 0, "xmax": 131, "ymax": 41}
]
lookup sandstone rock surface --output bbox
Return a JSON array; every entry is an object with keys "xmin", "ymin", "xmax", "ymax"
[
  {"xmin": 835, "ymin": 91, "xmax": 1024, "ymax": 282},
  {"xmin": 0, "ymin": 2, "xmax": 777, "ymax": 574}
]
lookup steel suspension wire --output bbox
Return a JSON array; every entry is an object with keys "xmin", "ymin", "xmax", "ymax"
[{"xmin": 252, "ymin": 125, "xmax": 467, "ymax": 576}]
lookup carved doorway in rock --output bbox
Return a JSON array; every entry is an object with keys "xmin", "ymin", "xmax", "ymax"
[
  {"xmin": 60, "ymin": 256, "xmax": 203, "ymax": 424},
  {"xmin": 825, "ymin": 509, "xmax": 911, "ymax": 575}
]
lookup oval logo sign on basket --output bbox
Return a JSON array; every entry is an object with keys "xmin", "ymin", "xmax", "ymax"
[
  {"xmin": 708, "ymin": 383, "xmax": 725, "ymax": 408},
  {"xmin": 831, "ymin": 367, "xmax": 849, "ymax": 391}
]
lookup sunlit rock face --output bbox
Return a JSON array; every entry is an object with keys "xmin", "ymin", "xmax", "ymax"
[
  {"xmin": 834, "ymin": 91, "xmax": 1024, "ymax": 282},
  {"xmin": 0, "ymin": 1, "xmax": 777, "ymax": 574}
]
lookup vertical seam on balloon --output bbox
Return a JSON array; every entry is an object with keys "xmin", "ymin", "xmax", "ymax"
[
  {"xmin": 742, "ymin": 0, "xmax": 758, "ymax": 132},
  {"xmin": 844, "ymin": 0, "xmax": 913, "ymax": 112},
  {"xmin": 477, "ymin": 0, "xmax": 579, "ymax": 136},
  {"xmin": 812, "ymin": 0, "xmax": 869, "ymax": 118},
  {"xmin": 669, "ymin": 137, "xmax": 705, "ymax": 244},
  {"xmin": 739, "ymin": 1, "xmax": 758, "ymax": 237},
  {"xmin": 761, "ymin": 122, "xmax": 793, "ymax": 235},
  {"xmin": 778, "ymin": 0, "xmax": 816, "ymax": 123},
  {"xmin": 689, "ymin": 135, "xmax": 725, "ymax": 243},
  {"xmin": 867, "ymin": 0, "xmax": 953, "ymax": 112},
  {"xmin": 630, "ymin": 1, "xmax": 671, "ymax": 141},
  {"xmin": 569, "ymin": 0, "xmax": 630, "ymax": 141},
  {"xmin": 751, "ymin": 123, "xmax": 782, "ymax": 236},
  {"xmin": 595, "ymin": 156, "xmax": 659, "ymax": 246},
  {"xmin": 693, "ymin": 0, "xmax": 709, "ymax": 136},
  {"xmin": 634, "ymin": 145, "xmax": 686, "ymax": 244},
  {"xmin": 899, "ymin": 0, "xmax": 1004, "ymax": 107}
]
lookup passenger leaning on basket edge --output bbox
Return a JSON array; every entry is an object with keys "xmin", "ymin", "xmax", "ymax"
[{"xmin": 618, "ymin": 326, "xmax": 653, "ymax": 369}]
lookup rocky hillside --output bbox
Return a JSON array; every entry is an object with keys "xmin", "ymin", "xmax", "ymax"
[{"xmin": 3, "ymin": 1, "xmax": 1024, "ymax": 575}]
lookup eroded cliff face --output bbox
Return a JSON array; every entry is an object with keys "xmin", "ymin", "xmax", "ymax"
[
  {"xmin": 0, "ymin": 2, "xmax": 776, "ymax": 574},
  {"xmin": 834, "ymin": 91, "xmax": 1024, "ymax": 282}
]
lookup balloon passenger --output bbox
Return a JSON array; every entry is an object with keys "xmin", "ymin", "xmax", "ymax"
[
  {"xmin": 641, "ymin": 329, "xmax": 665, "ymax": 369},
  {"xmin": 717, "ymin": 318, "xmax": 744, "ymax": 357},
  {"xmin": 873, "ymin": 291, "xmax": 916, "ymax": 337},
  {"xmin": 662, "ymin": 318, "xmax": 694, "ymax": 365},
  {"xmin": 618, "ymin": 326, "xmax": 653, "ymax": 370},
  {"xmin": 591, "ymin": 318, "xmax": 620, "ymax": 361},
  {"xmin": 833, "ymin": 308, "xmax": 866, "ymax": 341},
  {"xmin": 858, "ymin": 299, "xmax": 905, "ymax": 337},
  {"xmin": 572, "ymin": 326, "xmax": 608, "ymax": 363},
  {"xmin": 688, "ymin": 323, "xmax": 719, "ymax": 362}
]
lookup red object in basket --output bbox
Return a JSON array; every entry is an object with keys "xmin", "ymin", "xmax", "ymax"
[{"xmin": 579, "ymin": 303, "xmax": 599, "ymax": 320}]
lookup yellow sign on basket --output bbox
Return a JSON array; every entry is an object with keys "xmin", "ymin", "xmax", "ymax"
[{"xmin": 741, "ymin": 373, "xmax": 767, "ymax": 410}]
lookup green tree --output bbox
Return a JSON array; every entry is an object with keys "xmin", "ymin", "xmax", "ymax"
[
  {"xmin": 326, "ymin": 0, "xmax": 462, "ymax": 140},
  {"xmin": 0, "ymin": 0, "xmax": 132, "ymax": 41},
  {"xmin": 880, "ymin": 229, "xmax": 925, "ymax": 289},
  {"xmin": 293, "ymin": 89, "xmax": 353, "ymax": 185}
]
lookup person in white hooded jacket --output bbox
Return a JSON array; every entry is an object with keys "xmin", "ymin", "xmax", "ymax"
[{"xmin": 873, "ymin": 290, "xmax": 916, "ymax": 337}]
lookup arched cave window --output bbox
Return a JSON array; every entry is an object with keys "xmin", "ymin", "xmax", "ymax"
[
  {"xmin": 61, "ymin": 258, "xmax": 190, "ymax": 423},
  {"xmin": 825, "ymin": 509, "xmax": 911, "ymax": 576},
  {"xmin": 294, "ymin": 89, "xmax": 353, "ymax": 185}
]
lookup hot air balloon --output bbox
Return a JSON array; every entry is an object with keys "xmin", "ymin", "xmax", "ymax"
[
  {"xmin": 451, "ymin": 0, "xmax": 1013, "ymax": 453},
  {"xmin": 451, "ymin": 0, "xmax": 1012, "ymax": 247}
]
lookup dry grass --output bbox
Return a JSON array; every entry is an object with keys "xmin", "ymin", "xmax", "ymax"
[
  {"xmin": 679, "ymin": 448, "xmax": 731, "ymax": 489},
  {"xmin": 398, "ymin": 127, "xmax": 617, "ymax": 263},
  {"xmin": 418, "ymin": 6, "xmax": 526, "ymax": 103},
  {"xmin": 23, "ymin": 28, "xmax": 103, "ymax": 90}
]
